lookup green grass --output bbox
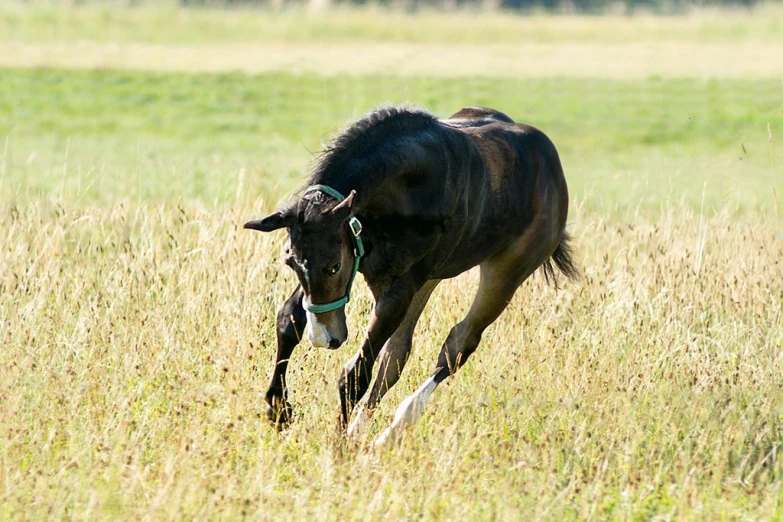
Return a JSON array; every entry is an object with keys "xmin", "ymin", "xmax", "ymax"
[{"xmin": 2, "ymin": 69, "xmax": 781, "ymax": 215}]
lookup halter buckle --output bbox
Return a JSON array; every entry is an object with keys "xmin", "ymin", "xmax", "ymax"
[{"xmin": 348, "ymin": 216, "xmax": 362, "ymax": 238}]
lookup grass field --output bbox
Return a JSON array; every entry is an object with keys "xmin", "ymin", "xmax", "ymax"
[
  {"xmin": 3, "ymin": 70, "xmax": 781, "ymax": 214},
  {"xmin": 1, "ymin": 4, "xmax": 783, "ymax": 520}
]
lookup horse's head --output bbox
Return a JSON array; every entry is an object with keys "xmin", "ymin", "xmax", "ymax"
[{"xmin": 244, "ymin": 189, "xmax": 359, "ymax": 349}]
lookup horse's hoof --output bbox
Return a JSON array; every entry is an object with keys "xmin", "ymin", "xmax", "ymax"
[{"xmin": 266, "ymin": 400, "xmax": 293, "ymax": 429}]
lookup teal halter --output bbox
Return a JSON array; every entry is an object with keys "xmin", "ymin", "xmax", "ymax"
[{"xmin": 301, "ymin": 185, "xmax": 365, "ymax": 314}]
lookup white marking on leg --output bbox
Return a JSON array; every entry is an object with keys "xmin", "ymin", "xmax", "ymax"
[
  {"xmin": 305, "ymin": 310, "xmax": 331, "ymax": 348},
  {"xmin": 342, "ymin": 352, "xmax": 361, "ymax": 372},
  {"xmin": 374, "ymin": 376, "xmax": 438, "ymax": 446},
  {"xmin": 346, "ymin": 404, "xmax": 375, "ymax": 439}
]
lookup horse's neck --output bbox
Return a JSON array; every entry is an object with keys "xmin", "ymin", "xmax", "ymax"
[{"xmin": 343, "ymin": 132, "xmax": 446, "ymax": 211}]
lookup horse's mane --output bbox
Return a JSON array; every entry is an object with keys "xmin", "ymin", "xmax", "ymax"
[{"xmin": 308, "ymin": 105, "xmax": 439, "ymax": 187}]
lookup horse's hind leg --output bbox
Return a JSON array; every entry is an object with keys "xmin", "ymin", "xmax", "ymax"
[
  {"xmin": 374, "ymin": 227, "xmax": 559, "ymax": 446},
  {"xmin": 347, "ymin": 280, "xmax": 440, "ymax": 438}
]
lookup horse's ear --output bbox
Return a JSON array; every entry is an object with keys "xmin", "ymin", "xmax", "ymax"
[
  {"xmin": 329, "ymin": 190, "xmax": 356, "ymax": 218},
  {"xmin": 244, "ymin": 210, "xmax": 294, "ymax": 232}
]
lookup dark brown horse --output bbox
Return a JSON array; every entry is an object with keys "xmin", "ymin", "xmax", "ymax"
[{"xmin": 245, "ymin": 106, "xmax": 577, "ymax": 445}]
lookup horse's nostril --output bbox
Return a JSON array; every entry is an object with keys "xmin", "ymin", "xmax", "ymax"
[{"xmin": 329, "ymin": 338, "xmax": 342, "ymax": 349}]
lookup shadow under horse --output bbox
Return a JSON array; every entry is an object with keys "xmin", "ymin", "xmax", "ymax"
[{"xmin": 245, "ymin": 106, "xmax": 578, "ymax": 445}]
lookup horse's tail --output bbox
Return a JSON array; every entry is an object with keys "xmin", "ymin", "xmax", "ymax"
[{"xmin": 541, "ymin": 230, "xmax": 579, "ymax": 289}]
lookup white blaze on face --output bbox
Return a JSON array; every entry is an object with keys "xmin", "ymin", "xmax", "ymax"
[{"xmin": 305, "ymin": 310, "xmax": 331, "ymax": 348}]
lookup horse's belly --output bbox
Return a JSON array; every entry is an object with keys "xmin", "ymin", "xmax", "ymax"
[{"xmin": 428, "ymin": 235, "xmax": 508, "ymax": 278}]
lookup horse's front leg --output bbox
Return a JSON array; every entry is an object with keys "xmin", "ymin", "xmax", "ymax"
[
  {"xmin": 265, "ymin": 285, "xmax": 306, "ymax": 427},
  {"xmin": 338, "ymin": 281, "xmax": 418, "ymax": 427}
]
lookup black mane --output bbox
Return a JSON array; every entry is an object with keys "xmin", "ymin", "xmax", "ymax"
[{"xmin": 308, "ymin": 105, "xmax": 439, "ymax": 188}]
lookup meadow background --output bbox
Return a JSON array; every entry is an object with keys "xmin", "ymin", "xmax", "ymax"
[{"xmin": 1, "ymin": 1, "xmax": 782, "ymax": 520}]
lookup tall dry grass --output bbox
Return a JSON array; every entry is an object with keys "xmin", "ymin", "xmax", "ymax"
[{"xmin": 1, "ymin": 192, "xmax": 781, "ymax": 519}]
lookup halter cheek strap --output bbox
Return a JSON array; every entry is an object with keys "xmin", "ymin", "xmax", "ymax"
[{"xmin": 301, "ymin": 185, "xmax": 365, "ymax": 314}]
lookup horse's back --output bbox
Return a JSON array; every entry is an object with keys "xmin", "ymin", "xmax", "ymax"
[
  {"xmin": 458, "ymin": 119, "xmax": 565, "ymax": 191},
  {"xmin": 441, "ymin": 107, "xmax": 515, "ymax": 128},
  {"xmin": 442, "ymin": 108, "xmax": 562, "ymax": 180},
  {"xmin": 448, "ymin": 116, "xmax": 568, "ymax": 246}
]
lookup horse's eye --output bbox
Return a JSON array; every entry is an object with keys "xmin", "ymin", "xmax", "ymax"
[{"xmin": 327, "ymin": 262, "xmax": 341, "ymax": 276}]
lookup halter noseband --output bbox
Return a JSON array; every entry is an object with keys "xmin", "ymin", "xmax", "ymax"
[{"xmin": 301, "ymin": 185, "xmax": 365, "ymax": 314}]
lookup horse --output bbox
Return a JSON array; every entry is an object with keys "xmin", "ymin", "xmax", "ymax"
[{"xmin": 244, "ymin": 105, "xmax": 578, "ymax": 445}]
